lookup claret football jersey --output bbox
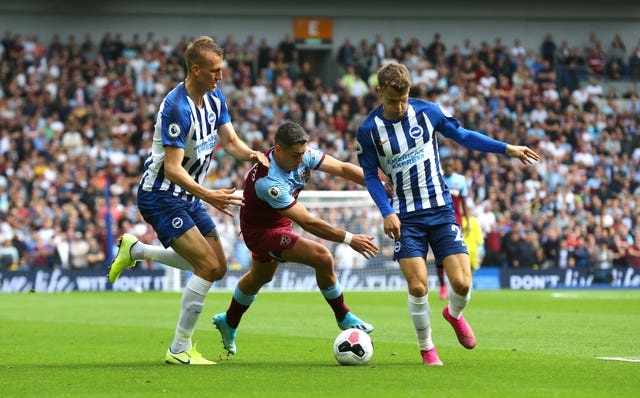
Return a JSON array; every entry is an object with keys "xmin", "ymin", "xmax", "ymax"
[{"xmin": 240, "ymin": 146, "xmax": 325, "ymax": 230}]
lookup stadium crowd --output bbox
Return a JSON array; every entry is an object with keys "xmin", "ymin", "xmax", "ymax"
[{"xmin": 0, "ymin": 29, "xmax": 639, "ymax": 274}]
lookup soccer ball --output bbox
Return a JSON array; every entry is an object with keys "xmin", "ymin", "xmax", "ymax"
[{"xmin": 333, "ymin": 328, "xmax": 373, "ymax": 366}]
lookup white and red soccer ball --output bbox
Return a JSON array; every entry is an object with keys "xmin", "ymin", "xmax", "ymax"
[{"xmin": 333, "ymin": 328, "xmax": 374, "ymax": 366}]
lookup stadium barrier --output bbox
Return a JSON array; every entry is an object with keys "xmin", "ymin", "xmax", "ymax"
[
  {"xmin": 0, "ymin": 269, "xmax": 166, "ymax": 293},
  {"xmin": 1, "ymin": 266, "xmax": 639, "ymax": 293},
  {"xmin": 500, "ymin": 267, "xmax": 640, "ymax": 290}
]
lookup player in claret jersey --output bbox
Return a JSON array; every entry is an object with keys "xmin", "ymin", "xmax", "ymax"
[
  {"xmin": 435, "ymin": 156, "xmax": 470, "ymax": 300},
  {"xmin": 212, "ymin": 121, "xmax": 379, "ymax": 356},
  {"xmin": 356, "ymin": 62, "xmax": 540, "ymax": 366}
]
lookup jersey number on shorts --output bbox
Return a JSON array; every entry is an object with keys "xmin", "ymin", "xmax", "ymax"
[{"xmin": 451, "ymin": 224, "xmax": 467, "ymax": 246}]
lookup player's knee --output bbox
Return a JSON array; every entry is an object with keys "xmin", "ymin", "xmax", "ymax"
[
  {"xmin": 407, "ymin": 281, "xmax": 427, "ymax": 297},
  {"xmin": 450, "ymin": 279, "xmax": 471, "ymax": 295},
  {"xmin": 254, "ymin": 270, "xmax": 274, "ymax": 285},
  {"xmin": 201, "ymin": 260, "xmax": 227, "ymax": 281},
  {"xmin": 214, "ymin": 262, "xmax": 227, "ymax": 280},
  {"xmin": 312, "ymin": 247, "xmax": 334, "ymax": 270}
]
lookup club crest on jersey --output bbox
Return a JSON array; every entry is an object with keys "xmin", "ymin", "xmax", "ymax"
[
  {"xmin": 280, "ymin": 235, "xmax": 291, "ymax": 247},
  {"xmin": 168, "ymin": 123, "xmax": 181, "ymax": 138},
  {"xmin": 409, "ymin": 125, "xmax": 423, "ymax": 139},
  {"xmin": 207, "ymin": 112, "xmax": 216, "ymax": 125},
  {"xmin": 268, "ymin": 186, "xmax": 281, "ymax": 199},
  {"xmin": 299, "ymin": 167, "xmax": 310, "ymax": 182},
  {"xmin": 172, "ymin": 217, "xmax": 184, "ymax": 229}
]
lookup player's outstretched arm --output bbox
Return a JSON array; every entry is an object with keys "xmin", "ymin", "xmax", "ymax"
[
  {"xmin": 218, "ymin": 122, "xmax": 269, "ymax": 167},
  {"xmin": 505, "ymin": 144, "xmax": 541, "ymax": 165},
  {"xmin": 164, "ymin": 146, "xmax": 244, "ymax": 216},
  {"xmin": 318, "ymin": 155, "xmax": 365, "ymax": 186},
  {"xmin": 280, "ymin": 202, "xmax": 379, "ymax": 259}
]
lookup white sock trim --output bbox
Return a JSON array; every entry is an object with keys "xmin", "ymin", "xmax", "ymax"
[
  {"xmin": 142, "ymin": 244, "xmax": 194, "ymax": 271},
  {"xmin": 448, "ymin": 289, "xmax": 471, "ymax": 319},
  {"xmin": 408, "ymin": 293, "xmax": 428, "ymax": 305},
  {"xmin": 187, "ymin": 274, "xmax": 212, "ymax": 296}
]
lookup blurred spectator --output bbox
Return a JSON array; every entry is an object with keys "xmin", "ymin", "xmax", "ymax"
[
  {"xmin": 571, "ymin": 237, "xmax": 591, "ymax": 269},
  {"xmin": 337, "ymin": 38, "xmax": 357, "ymax": 73},
  {"xmin": 540, "ymin": 33, "xmax": 557, "ymax": 67},
  {"xmin": 68, "ymin": 231, "xmax": 91, "ymax": 269},
  {"xmin": 585, "ymin": 77, "xmax": 604, "ymax": 99},
  {"xmin": 625, "ymin": 229, "xmax": 640, "ymax": 268},
  {"xmin": 593, "ymin": 239, "xmax": 614, "ymax": 282},
  {"xmin": 541, "ymin": 226, "xmax": 561, "ymax": 269},
  {"xmin": 610, "ymin": 231, "xmax": 629, "ymax": 268},
  {"xmin": 425, "ymin": 33, "xmax": 446, "ymax": 64},
  {"xmin": 585, "ymin": 44, "xmax": 605, "ymax": 77},
  {"xmin": 482, "ymin": 222, "xmax": 504, "ymax": 268},
  {"xmin": 373, "ymin": 34, "xmax": 386, "ymax": 61},
  {"xmin": 86, "ymin": 235, "xmax": 106, "ymax": 269},
  {"xmin": 596, "ymin": 240, "xmax": 614, "ymax": 269},
  {"xmin": 511, "ymin": 38, "xmax": 527, "ymax": 59},
  {"xmin": 630, "ymin": 40, "xmax": 640, "ymax": 78},
  {"xmin": 277, "ymin": 33, "xmax": 295, "ymax": 65},
  {"xmin": 607, "ymin": 33, "xmax": 627, "ymax": 76},
  {"xmin": 0, "ymin": 235, "xmax": 20, "ymax": 270}
]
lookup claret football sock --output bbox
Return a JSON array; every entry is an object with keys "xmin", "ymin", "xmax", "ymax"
[
  {"xmin": 321, "ymin": 282, "xmax": 349, "ymax": 321},
  {"xmin": 226, "ymin": 285, "xmax": 257, "ymax": 328}
]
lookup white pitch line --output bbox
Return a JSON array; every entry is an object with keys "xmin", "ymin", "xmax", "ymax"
[
  {"xmin": 595, "ymin": 357, "xmax": 640, "ymax": 362},
  {"xmin": 551, "ymin": 293, "xmax": 579, "ymax": 298},
  {"xmin": 551, "ymin": 292, "xmax": 638, "ymax": 300}
]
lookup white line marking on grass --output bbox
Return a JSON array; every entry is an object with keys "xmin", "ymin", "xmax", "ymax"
[
  {"xmin": 551, "ymin": 293, "xmax": 579, "ymax": 298},
  {"xmin": 595, "ymin": 357, "xmax": 640, "ymax": 362},
  {"xmin": 550, "ymin": 292, "xmax": 637, "ymax": 299}
]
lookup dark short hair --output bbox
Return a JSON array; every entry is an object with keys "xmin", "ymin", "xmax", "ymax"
[{"xmin": 275, "ymin": 121, "xmax": 309, "ymax": 147}]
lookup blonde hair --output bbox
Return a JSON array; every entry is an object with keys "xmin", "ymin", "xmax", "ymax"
[
  {"xmin": 377, "ymin": 63, "xmax": 411, "ymax": 92},
  {"xmin": 184, "ymin": 36, "xmax": 224, "ymax": 73}
]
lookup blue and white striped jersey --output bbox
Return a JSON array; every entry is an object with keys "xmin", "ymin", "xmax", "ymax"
[
  {"xmin": 140, "ymin": 82, "xmax": 231, "ymax": 201},
  {"xmin": 356, "ymin": 98, "xmax": 506, "ymax": 217}
]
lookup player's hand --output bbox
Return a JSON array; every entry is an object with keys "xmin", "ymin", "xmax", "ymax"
[
  {"xmin": 383, "ymin": 214, "xmax": 401, "ymax": 240},
  {"xmin": 205, "ymin": 187, "xmax": 244, "ymax": 217},
  {"xmin": 250, "ymin": 150, "xmax": 269, "ymax": 168},
  {"xmin": 505, "ymin": 144, "xmax": 541, "ymax": 165},
  {"xmin": 349, "ymin": 234, "xmax": 379, "ymax": 259}
]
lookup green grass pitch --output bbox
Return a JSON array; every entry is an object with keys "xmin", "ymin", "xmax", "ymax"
[{"xmin": 1, "ymin": 289, "xmax": 639, "ymax": 397}]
